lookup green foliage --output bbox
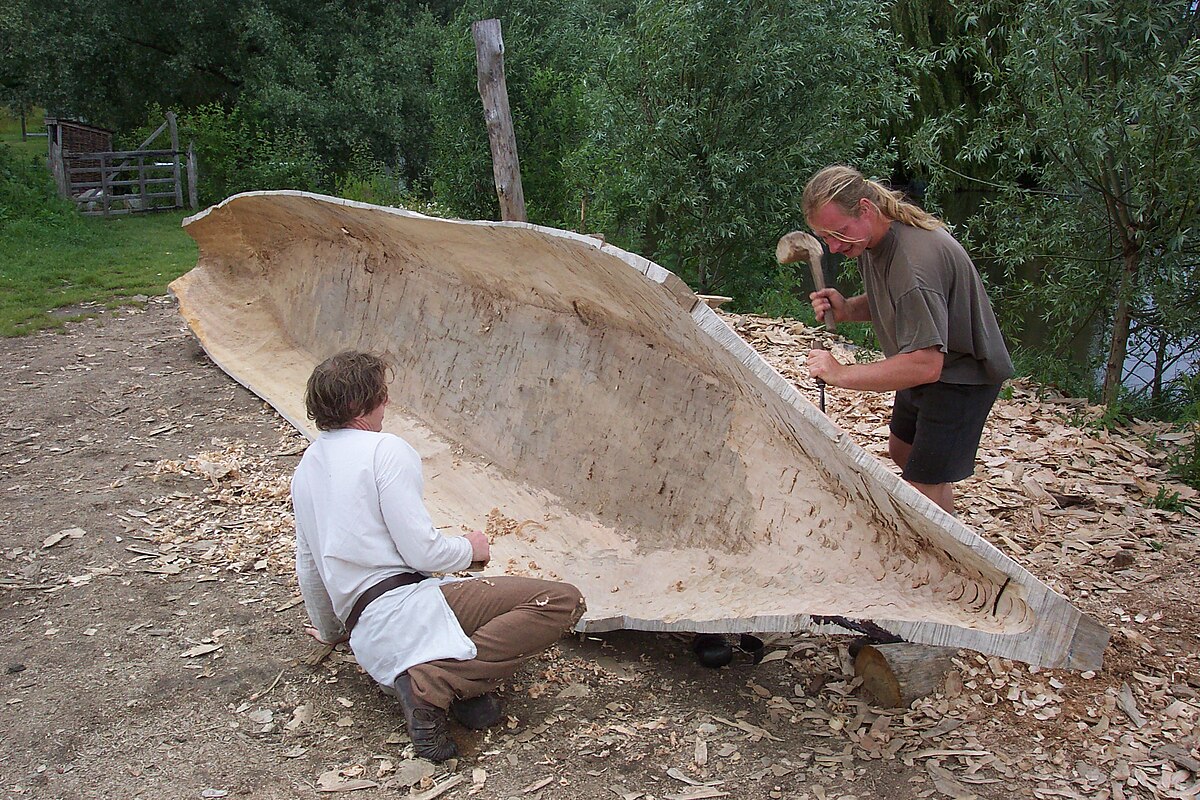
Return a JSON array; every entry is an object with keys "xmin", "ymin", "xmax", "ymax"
[
  {"xmin": 428, "ymin": 0, "xmax": 600, "ymax": 225},
  {"xmin": 12, "ymin": 0, "xmax": 246, "ymax": 130},
  {"xmin": 428, "ymin": 0, "xmax": 913, "ymax": 303},
  {"xmin": 0, "ymin": 142, "xmax": 76, "ymax": 229},
  {"xmin": 126, "ymin": 104, "xmax": 326, "ymax": 205},
  {"xmin": 239, "ymin": 3, "xmax": 444, "ymax": 184},
  {"xmin": 910, "ymin": 0, "xmax": 1200, "ymax": 410},
  {"xmin": 887, "ymin": 0, "xmax": 1002, "ymax": 190},
  {"xmin": 1148, "ymin": 485, "xmax": 1184, "ymax": 512},
  {"xmin": 1167, "ymin": 434, "xmax": 1200, "ymax": 491},
  {"xmin": 334, "ymin": 143, "xmax": 453, "ymax": 217},
  {"xmin": 1, "ymin": 0, "xmax": 38, "ymax": 116},
  {"xmin": 572, "ymin": 0, "xmax": 912, "ymax": 300}
]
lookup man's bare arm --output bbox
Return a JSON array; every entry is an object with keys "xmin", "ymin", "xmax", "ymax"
[{"xmin": 808, "ymin": 346, "xmax": 943, "ymax": 392}]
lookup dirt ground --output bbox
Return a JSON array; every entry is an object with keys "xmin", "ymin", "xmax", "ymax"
[{"xmin": 1, "ymin": 298, "xmax": 1198, "ymax": 800}]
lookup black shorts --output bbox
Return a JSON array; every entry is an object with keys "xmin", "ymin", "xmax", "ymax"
[{"xmin": 889, "ymin": 382, "xmax": 1002, "ymax": 485}]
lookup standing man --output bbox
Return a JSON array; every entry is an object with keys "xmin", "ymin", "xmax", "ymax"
[
  {"xmin": 291, "ymin": 351, "xmax": 585, "ymax": 761},
  {"xmin": 802, "ymin": 165, "xmax": 1013, "ymax": 514}
]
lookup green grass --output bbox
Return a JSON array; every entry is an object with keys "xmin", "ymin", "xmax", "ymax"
[
  {"xmin": 0, "ymin": 209, "xmax": 196, "ymax": 337},
  {"xmin": 1, "ymin": 121, "xmax": 198, "ymax": 337},
  {"xmin": 1, "ymin": 108, "xmax": 49, "ymax": 161}
]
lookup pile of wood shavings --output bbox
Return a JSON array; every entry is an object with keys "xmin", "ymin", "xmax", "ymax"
[
  {"xmin": 140, "ymin": 431, "xmax": 302, "ymax": 575},
  {"xmin": 136, "ymin": 316, "xmax": 1200, "ymax": 798},
  {"xmin": 728, "ymin": 313, "xmax": 1200, "ymax": 799}
]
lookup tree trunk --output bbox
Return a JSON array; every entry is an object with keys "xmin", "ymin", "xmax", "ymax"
[
  {"xmin": 1101, "ymin": 244, "xmax": 1139, "ymax": 406},
  {"xmin": 1151, "ymin": 332, "xmax": 1167, "ymax": 403},
  {"xmin": 472, "ymin": 19, "xmax": 527, "ymax": 223}
]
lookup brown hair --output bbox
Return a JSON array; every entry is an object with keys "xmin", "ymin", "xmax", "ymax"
[
  {"xmin": 305, "ymin": 351, "xmax": 391, "ymax": 431},
  {"xmin": 802, "ymin": 165, "xmax": 945, "ymax": 231}
]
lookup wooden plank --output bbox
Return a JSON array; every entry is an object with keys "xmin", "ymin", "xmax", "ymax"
[
  {"xmin": 134, "ymin": 118, "xmax": 170, "ymax": 151},
  {"xmin": 168, "ymin": 111, "xmax": 184, "ymax": 209},
  {"xmin": 67, "ymin": 163, "xmax": 175, "ymax": 176},
  {"xmin": 138, "ymin": 151, "xmax": 147, "ymax": 205},
  {"xmin": 170, "ymin": 191, "xmax": 1109, "ymax": 671},
  {"xmin": 69, "ymin": 177, "xmax": 176, "ymax": 189},
  {"xmin": 67, "ymin": 148, "xmax": 177, "ymax": 159},
  {"xmin": 472, "ymin": 19, "xmax": 526, "ymax": 222}
]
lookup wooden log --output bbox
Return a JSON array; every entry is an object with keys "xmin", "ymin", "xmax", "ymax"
[
  {"xmin": 472, "ymin": 18, "xmax": 527, "ymax": 222},
  {"xmin": 855, "ymin": 642, "xmax": 958, "ymax": 708}
]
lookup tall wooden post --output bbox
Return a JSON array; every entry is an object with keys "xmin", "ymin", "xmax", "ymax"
[
  {"xmin": 48, "ymin": 139, "xmax": 69, "ymax": 200},
  {"xmin": 472, "ymin": 19, "xmax": 527, "ymax": 222},
  {"xmin": 100, "ymin": 152, "xmax": 112, "ymax": 216},
  {"xmin": 168, "ymin": 111, "xmax": 184, "ymax": 209},
  {"xmin": 187, "ymin": 143, "xmax": 199, "ymax": 210}
]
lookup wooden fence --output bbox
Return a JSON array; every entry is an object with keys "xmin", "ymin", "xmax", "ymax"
[{"xmin": 49, "ymin": 112, "xmax": 198, "ymax": 217}]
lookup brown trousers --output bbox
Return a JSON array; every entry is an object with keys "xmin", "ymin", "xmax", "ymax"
[{"xmin": 406, "ymin": 576, "xmax": 585, "ymax": 709}]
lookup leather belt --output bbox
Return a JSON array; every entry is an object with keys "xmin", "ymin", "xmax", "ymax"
[{"xmin": 345, "ymin": 572, "xmax": 429, "ymax": 633}]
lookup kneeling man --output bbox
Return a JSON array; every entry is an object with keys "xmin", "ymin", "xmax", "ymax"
[{"xmin": 291, "ymin": 351, "xmax": 585, "ymax": 761}]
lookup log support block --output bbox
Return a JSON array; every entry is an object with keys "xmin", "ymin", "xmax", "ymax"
[{"xmin": 855, "ymin": 642, "xmax": 958, "ymax": 708}]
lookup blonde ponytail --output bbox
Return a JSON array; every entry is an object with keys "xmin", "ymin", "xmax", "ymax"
[{"xmin": 802, "ymin": 165, "xmax": 945, "ymax": 231}]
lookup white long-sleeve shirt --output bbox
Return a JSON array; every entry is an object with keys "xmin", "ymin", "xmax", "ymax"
[{"xmin": 291, "ymin": 429, "xmax": 476, "ymax": 685}]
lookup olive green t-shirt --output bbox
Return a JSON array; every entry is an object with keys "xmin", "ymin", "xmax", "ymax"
[{"xmin": 859, "ymin": 222, "xmax": 1014, "ymax": 385}]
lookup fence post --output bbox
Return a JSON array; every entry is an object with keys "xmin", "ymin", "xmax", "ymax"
[
  {"xmin": 101, "ymin": 152, "xmax": 112, "ymax": 217},
  {"xmin": 186, "ymin": 143, "xmax": 199, "ymax": 210},
  {"xmin": 472, "ymin": 18, "xmax": 527, "ymax": 222},
  {"xmin": 138, "ymin": 153, "xmax": 148, "ymax": 209},
  {"xmin": 48, "ymin": 139, "xmax": 69, "ymax": 200},
  {"xmin": 168, "ymin": 111, "xmax": 184, "ymax": 209}
]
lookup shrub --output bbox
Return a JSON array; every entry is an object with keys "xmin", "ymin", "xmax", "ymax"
[
  {"xmin": 125, "ymin": 105, "xmax": 328, "ymax": 205},
  {"xmin": 0, "ymin": 144, "xmax": 77, "ymax": 230}
]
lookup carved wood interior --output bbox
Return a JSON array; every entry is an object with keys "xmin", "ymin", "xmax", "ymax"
[{"xmin": 171, "ymin": 191, "xmax": 1108, "ymax": 669}]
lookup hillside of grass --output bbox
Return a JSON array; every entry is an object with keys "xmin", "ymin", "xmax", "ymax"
[{"xmin": 0, "ymin": 125, "xmax": 196, "ymax": 336}]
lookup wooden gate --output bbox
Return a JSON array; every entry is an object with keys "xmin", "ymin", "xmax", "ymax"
[{"xmin": 49, "ymin": 112, "xmax": 198, "ymax": 217}]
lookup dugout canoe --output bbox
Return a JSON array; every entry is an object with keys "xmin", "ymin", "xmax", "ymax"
[{"xmin": 170, "ymin": 191, "xmax": 1108, "ymax": 670}]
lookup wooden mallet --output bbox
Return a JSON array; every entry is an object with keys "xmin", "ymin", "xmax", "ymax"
[{"xmin": 776, "ymin": 231, "xmax": 836, "ymax": 412}]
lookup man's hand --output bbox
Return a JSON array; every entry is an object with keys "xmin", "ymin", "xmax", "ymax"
[
  {"xmin": 305, "ymin": 626, "xmax": 349, "ymax": 646},
  {"xmin": 809, "ymin": 288, "xmax": 847, "ymax": 326},
  {"xmin": 807, "ymin": 348, "xmax": 845, "ymax": 386},
  {"xmin": 464, "ymin": 529, "xmax": 490, "ymax": 564}
]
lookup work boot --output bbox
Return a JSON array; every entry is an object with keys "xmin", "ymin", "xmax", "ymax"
[
  {"xmin": 389, "ymin": 673, "xmax": 458, "ymax": 761},
  {"xmin": 450, "ymin": 692, "xmax": 503, "ymax": 730}
]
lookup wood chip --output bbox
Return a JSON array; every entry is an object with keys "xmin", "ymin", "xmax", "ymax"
[
  {"xmin": 179, "ymin": 643, "xmax": 222, "ymax": 658},
  {"xmin": 926, "ymin": 762, "xmax": 977, "ymax": 799},
  {"xmin": 315, "ymin": 769, "xmax": 378, "ymax": 793},
  {"xmin": 1153, "ymin": 744, "xmax": 1200, "ymax": 774},
  {"xmin": 410, "ymin": 775, "xmax": 464, "ymax": 800},
  {"xmin": 664, "ymin": 789, "xmax": 728, "ymax": 800},
  {"xmin": 42, "ymin": 527, "xmax": 85, "ymax": 548},
  {"xmin": 522, "ymin": 777, "xmax": 555, "ymax": 793},
  {"xmin": 711, "ymin": 715, "xmax": 782, "ymax": 742},
  {"xmin": 1116, "ymin": 683, "xmax": 1146, "ymax": 728}
]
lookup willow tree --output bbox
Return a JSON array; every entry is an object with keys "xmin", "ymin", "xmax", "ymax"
[
  {"xmin": 575, "ymin": 0, "xmax": 911, "ymax": 299},
  {"xmin": 912, "ymin": 0, "xmax": 1200, "ymax": 406}
]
